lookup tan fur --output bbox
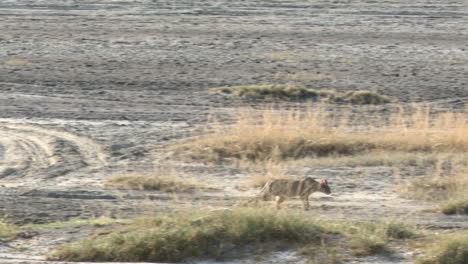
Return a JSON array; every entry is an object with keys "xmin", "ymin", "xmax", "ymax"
[{"xmin": 257, "ymin": 176, "xmax": 331, "ymax": 210}]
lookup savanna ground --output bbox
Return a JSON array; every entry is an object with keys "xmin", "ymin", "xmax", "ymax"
[{"xmin": 1, "ymin": 0, "xmax": 468, "ymax": 263}]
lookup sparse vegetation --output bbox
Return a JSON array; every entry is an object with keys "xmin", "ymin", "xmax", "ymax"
[
  {"xmin": 244, "ymin": 166, "xmax": 289, "ymax": 188},
  {"xmin": 419, "ymin": 231, "xmax": 468, "ymax": 264},
  {"xmin": 105, "ymin": 172, "xmax": 208, "ymax": 193},
  {"xmin": 400, "ymin": 177, "xmax": 463, "ymax": 201},
  {"xmin": 48, "ymin": 209, "xmax": 419, "ymax": 262},
  {"xmin": 300, "ymin": 244, "xmax": 341, "ymax": 264},
  {"xmin": 24, "ymin": 217, "xmax": 131, "ymax": 231},
  {"xmin": 349, "ymin": 235, "xmax": 388, "ymax": 256},
  {"xmin": 172, "ymin": 106, "xmax": 468, "ymax": 164},
  {"xmin": 274, "ymin": 72, "xmax": 332, "ymax": 81},
  {"xmin": 326, "ymin": 220, "xmax": 417, "ymax": 256},
  {"xmin": 399, "ymin": 168, "xmax": 468, "ymax": 214},
  {"xmin": 210, "ymin": 84, "xmax": 395, "ymax": 104}
]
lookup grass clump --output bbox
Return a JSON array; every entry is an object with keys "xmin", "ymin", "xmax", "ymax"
[
  {"xmin": 210, "ymin": 84, "xmax": 335, "ymax": 101},
  {"xmin": 105, "ymin": 171, "xmax": 208, "ymax": 193},
  {"xmin": 400, "ymin": 177, "xmax": 463, "ymax": 201},
  {"xmin": 210, "ymin": 84, "xmax": 394, "ymax": 104},
  {"xmin": 48, "ymin": 208, "xmax": 325, "ymax": 262},
  {"xmin": 441, "ymin": 200, "xmax": 468, "ymax": 215},
  {"xmin": 172, "ymin": 106, "xmax": 468, "ymax": 164},
  {"xmin": 419, "ymin": 231, "xmax": 468, "ymax": 264},
  {"xmin": 345, "ymin": 90, "xmax": 393, "ymax": 104},
  {"xmin": 384, "ymin": 221, "xmax": 418, "ymax": 240},
  {"xmin": 329, "ymin": 220, "xmax": 417, "ymax": 256},
  {"xmin": 349, "ymin": 235, "xmax": 387, "ymax": 256},
  {"xmin": 48, "ymin": 208, "xmax": 422, "ymax": 262},
  {"xmin": 0, "ymin": 220, "xmax": 19, "ymax": 241}
]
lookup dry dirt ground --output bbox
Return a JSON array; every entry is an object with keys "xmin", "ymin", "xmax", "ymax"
[{"xmin": 1, "ymin": 0, "xmax": 468, "ymax": 263}]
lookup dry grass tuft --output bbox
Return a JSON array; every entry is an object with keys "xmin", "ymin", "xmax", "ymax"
[
  {"xmin": 244, "ymin": 166, "xmax": 290, "ymax": 188},
  {"xmin": 325, "ymin": 220, "xmax": 417, "ymax": 257},
  {"xmin": 399, "ymin": 168, "xmax": 467, "ymax": 202},
  {"xmin": 105, "ymin": 168, "xmax": 210, "ymax": 193},
  {"xmin": 171, "ymin": 105, "xmax": 468, "ymax": 164},
  {"xmin": 4, "ymin": 59, "xmax": 29, "ymax": 66},
  {"xmin": 105, "ymin": 173, "xmax": 194, "ymax": 192},
  {"xmin": 418, "ymin": 231, "xmax": 468, "ymax": 264},
  {"xmin": 399, "ymin": 161, "xmax": 468, "ymax": 213}
]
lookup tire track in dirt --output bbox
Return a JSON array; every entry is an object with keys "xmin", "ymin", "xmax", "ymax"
[{"xmin": 0, "ymin": 124, "xmax": 106, "ymax": 182}]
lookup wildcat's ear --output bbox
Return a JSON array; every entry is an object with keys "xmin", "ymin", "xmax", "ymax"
[{"xmin": 319, "ymin": 179, "xmax": 325, "ymax": 184}]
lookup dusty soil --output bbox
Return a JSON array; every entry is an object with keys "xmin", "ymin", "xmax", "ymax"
[{"xmin": 1, "ymin": 0, "xmax": 468, "ymax": 263}]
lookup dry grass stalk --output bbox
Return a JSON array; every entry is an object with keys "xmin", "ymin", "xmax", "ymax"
[
  {"xmin": 172, "ymin": 105, "xmax": 468, "ymax": 164},
  {"xmin": 244, "ymin": 166, "xmax": 290, "ymax": 188}
]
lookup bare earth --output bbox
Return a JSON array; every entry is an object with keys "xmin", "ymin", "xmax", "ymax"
[{"xmin": 1, "ymin": 0, "xmax": 468, "ymax": 263}]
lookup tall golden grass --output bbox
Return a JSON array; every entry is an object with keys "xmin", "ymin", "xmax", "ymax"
[{"xmin": 171, "ymin": 105, "xmax": 468, "ymax": 164}]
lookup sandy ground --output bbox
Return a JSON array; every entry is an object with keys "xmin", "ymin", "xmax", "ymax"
[{"xmin": 1, "ymin": 0, "xmax": 468, "ymax": 263}]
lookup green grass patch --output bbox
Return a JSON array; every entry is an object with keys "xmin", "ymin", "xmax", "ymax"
[
  {"xmin": 418, "ymin": 231, "xmax": 468, "ymax": 264},
  {"xmin": 48, "ymin": 209, "xmax": 326, "ymax": 262},
  {"xmin": 48, "ymin": 209, "xmax": 420, "ymax": 262},
  {"xmin": 210, "ymin": 84, "xmax": 394, "ymax": 104}
]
